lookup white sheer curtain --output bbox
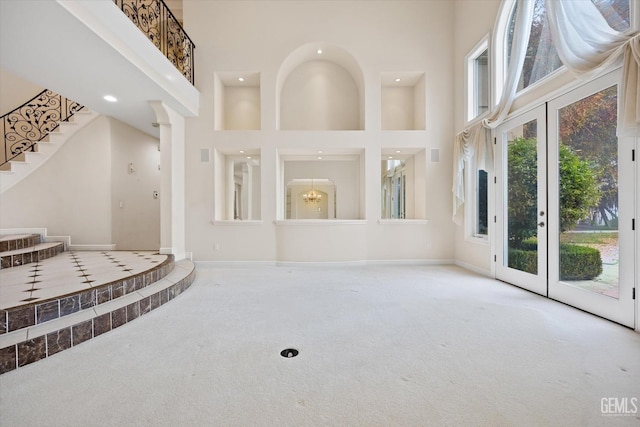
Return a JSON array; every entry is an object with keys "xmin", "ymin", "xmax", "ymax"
[
  {"xmin": 452, "ymin": 126, "xmax": 492, "ymax": 223},
  {"xmin": 453, "ymin": 0, "xmax": 640, "ymax": 221},
  {"xmin": 452, "ymin": 0, "xmax": 534, "ymax": 220},
  {"xmin": 545, "ymin": 0, "xmax": 640, "ymax": 136}
]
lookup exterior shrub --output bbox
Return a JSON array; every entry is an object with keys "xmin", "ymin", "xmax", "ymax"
[
  {"xmin": 560, "ymin": 244, "xmax": 602, "ymax": 280},
  {"xmin": 508, "ymin": 243, "xmax": 602, "ymax": 281},
  {"xmin": 507, "ymin": 137, "xmax": 601, "ymax": 245},
  {"xmin": 508, "ymin": 248, "xmax": 538, "ymax": 274}
]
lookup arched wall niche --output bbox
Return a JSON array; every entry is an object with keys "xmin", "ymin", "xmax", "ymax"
[{"xmin": 276, "ymin": 43, "xmax": 365, "ymax": 130}]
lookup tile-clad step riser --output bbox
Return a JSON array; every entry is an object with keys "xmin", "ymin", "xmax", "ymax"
[
  {"xmin": 0, "ymin": 268, "xmax": 195, "ymax": 374},
  {"xmin": 0, "ymin": 244, "xmax": 64, "ymax": 269},
  {"xmin": 0, "ymin": 257, "xmax": 174, "ymax": 335},
  {"xmin": 0, "ymin": 235, "xmax": 41, "ymax": 252}
]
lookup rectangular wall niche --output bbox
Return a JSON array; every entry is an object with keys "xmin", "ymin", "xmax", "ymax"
[
  {"xmin": 213, "ymin": 149, "xmax": 261, "ymax": 220},
  {"xmin": 214, "ymin": 72, "xmax": 261, "ymax": 130},
  {"xmin": 381, "ymin": 72, "xmax": 425, "ymax": 130},
  {"xmin": 381, "ymin": 149, "xmax": 427, "ymax": 219},
  {"xmin": 281, "ymin": 154, "xmax": 363, "ymax": 220}
]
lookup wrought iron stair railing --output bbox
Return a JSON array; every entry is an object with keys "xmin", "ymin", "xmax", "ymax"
[
  {"xmin": 114, "ymin": 0, "xmax": 195, "ymax": 85},
  {"xmin": 1, "ymin": 90, "xmax": 84, "ymax": 168}
]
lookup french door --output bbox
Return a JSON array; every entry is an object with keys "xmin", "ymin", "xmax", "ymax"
[
  {"xmin": 496, "ymin": 71, "xmax": 635, "ymax": 328},
  {"xmin": 495, "ymin": 105, "xmax": 548, "ymax": 296}
]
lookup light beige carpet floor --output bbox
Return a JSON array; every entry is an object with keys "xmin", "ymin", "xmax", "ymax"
[{"xmin": 0, "ymin": 264, "xmax": 638, "ymax": 426}]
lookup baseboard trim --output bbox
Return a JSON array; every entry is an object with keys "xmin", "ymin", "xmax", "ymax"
[
  {"xmin": 195, "ymin": 260, "xmax": 278, "ymax": 268},
  {"xmin": 454, "ymin": 260, "xmax": 493, "ymax": 277},
  {"xmin": 195, "ymin": 259, "xmax": 454, "ymax": 268},
  {"xmin": 68, "ymin": 244, "xmax": 117, "ymax": 251}
]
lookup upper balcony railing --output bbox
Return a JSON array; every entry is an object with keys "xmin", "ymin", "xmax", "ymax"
[{"xmin": 114, "ymin": 0, "xmax": 195, "ymax": 85}]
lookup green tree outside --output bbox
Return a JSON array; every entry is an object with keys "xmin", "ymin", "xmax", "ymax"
[{"xmin": 507, "ymin": 137, "xmax": 601, "ymax": 246}]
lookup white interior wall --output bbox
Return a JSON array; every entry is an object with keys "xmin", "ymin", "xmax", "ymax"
[
  {"xmin": 0, "ymin": 114, "xmax": 162, "ymax": 248},
  {"xmin": 280, "ymin": 60, "xmax": 360, "ymax": 130},
  {"xmin": 404, "ymin": 156, "xmax": 416, "ymax": 218},
  {"xmin": 452, "ymin": 0, "xmax": 501, "ymax": 274},
  {"xmin": 224, "ymin": 86, "xmax": 260, "ymax": 130},
  {"xmin": 0, "ymin": 68, "xmax": 44, "ymax": 115},
  {"xmin": 0, "ymin": 116, "xmax": 113, "ymax": 245},
  {"xmin": 414, "ymin": 150, "xmax": 427, "ymax": 219},
  {"xmin": 213, "ymin": 74, "xmax": 224, "ymax": 131},
  {"xmin": 414, "ymin": 75, "xmax": 426, "ymax": 130},
  {"xmin": 184, "ymin": 0, "xmax": 455, "ymax": 262},
  {"xmin": 213, "ymin": 149, "xmax": 225, "ymax": 220},
  {"xmin": 381, "ymin": 86, "xmax": 414, "ymax": 130},
  {"xmin": 110, "ymin": 118, "xmax": 161, "ymax": 250},
  {"xmin": 251, "ymin": 163, "xmax": 261, "ymax": 220}
]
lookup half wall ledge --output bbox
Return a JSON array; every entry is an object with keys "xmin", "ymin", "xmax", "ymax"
[{"xmin": 273, "ymin": 220, "xmax": 368, "ymax": 226}]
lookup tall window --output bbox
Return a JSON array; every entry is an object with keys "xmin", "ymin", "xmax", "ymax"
[
  {"xmin": 505, "ymin": 0, "xmax": 631, "ymax": 92},
  {"xmin": 464, "ymin": 37, "xmax": 490, "ymax": 240},
  {"xmin": 476, "ymin": 169, "xmax": 489, "ymax": 236},
  {"xmin": 474, "ymin": 50, "xmax": 489, "ymax": 118},
  {"xmin": 592, "ymin": 0, "xmax": 631, "ymax": 31},
  {"xmin": 466, "ymin": 37, "xmax": 490, "ymax": 122},
  {"xmin": 506, "ymin": 0, "xmax": 562, "ymax": 90},
  {"xmin": 465, "ymin": 162, "xmax": 489, "ymax": 240}
]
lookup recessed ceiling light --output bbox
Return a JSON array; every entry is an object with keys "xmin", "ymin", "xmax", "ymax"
[
  {"xmin": 103, "ymin": 95, "xmax": 118, "ymax": 102},
  {"xmin": 395, "ymin": 150, "xmax": 401, "ymax": 153},
  {"xmin": 317, "ymin": 156, "xmax": 323, "ymax": 160},
  {"xmin": 317, "ymin": 49, "xmax": 323, "ymax": 55},
  {"xmin": 394, "ymin": 78, "xmax": 401, "ymax": 82},
  {"xmin": 246, "ymin": 156, "xmax": 252, "ymax": 159},
  {"xmin": 317, "ymin": 150, "xmax": 323, "ymax": 154},
  {"xmin": 239, "ymin": 150, "xmax": 245, "ymax": 154},
  {"xmin": 388, "ymin": 156, "xmax": 394, "ymax": 159},
  {"xmin": 238, "ymin": 77, "xmax": 245, "ymax": 82}
]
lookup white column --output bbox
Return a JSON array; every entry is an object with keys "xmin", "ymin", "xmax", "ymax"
[{"xmin": 149, "ymin": 101, "xmax": 186, "ymax": 260}]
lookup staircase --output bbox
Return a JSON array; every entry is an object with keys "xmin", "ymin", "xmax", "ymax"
[
  {"xmin": 0, "ymin": 234, "xmax": 195, "ymax": 375},
  {"xmin": 1, "ymin": 90, "xmax": 100, "ymax": 194},
  {"xmin": 0, "ymin": 234, "xmax": 64, "ymax": 269}
]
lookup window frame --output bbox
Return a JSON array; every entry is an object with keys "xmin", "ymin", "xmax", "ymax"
[
  {"xmin": 494, "ymin": 0, "xmax": 636, "ymax": 106},
  {"xmin": 465, "ymin": 34, "xmax": 491, "ymax": 125},
  {"xmin": 464, "ymin": 155, "xmax": 491, "ymax": 244}
]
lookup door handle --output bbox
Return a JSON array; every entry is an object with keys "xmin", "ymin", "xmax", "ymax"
[{"xmin": 538, "ymin": 221, "xmax": 545, "ymax": 227}]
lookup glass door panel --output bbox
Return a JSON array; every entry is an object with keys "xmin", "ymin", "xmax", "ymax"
[
  {"xmin": 495, "ymin": 106, "xmax": 547, "ymax": 296},
  {"xmin": 506, "ymin": 119, "xmax": 539, "ymax": 274},
  {"xmin": 548, "ymin": 71, "xmax": 634, "ymax": 327},
  {"xmin": 557, "ymin": 85, "xmax": 619, "ymax": 297}
]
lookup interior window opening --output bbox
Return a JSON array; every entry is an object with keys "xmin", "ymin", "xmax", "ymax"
[{"xmin": 381, "ymin": 160, "xmax": 406, "ymax": 219}]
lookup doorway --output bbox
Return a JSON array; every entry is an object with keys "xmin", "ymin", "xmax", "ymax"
[{"xmin": 495, "ymin": 71, "xmax": 635, "ymax": 327}]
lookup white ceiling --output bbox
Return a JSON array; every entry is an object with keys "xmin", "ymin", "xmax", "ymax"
[{"xmin": 0, "ymin": 0, "xmax": 199, "ymax": 138}]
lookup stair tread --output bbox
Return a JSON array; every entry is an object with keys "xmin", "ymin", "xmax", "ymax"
[
  {"xmin": 0, "ymin": 234, "xmax": 39, "ymax": 242},
  {"xmin": 0, "ymin": 242, "xmax": 62, "ymax": 257}
]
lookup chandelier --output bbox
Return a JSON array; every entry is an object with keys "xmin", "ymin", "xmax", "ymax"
[{"xmin": 303, "ymin": 180, "xmax": 322, "ymax": 204}]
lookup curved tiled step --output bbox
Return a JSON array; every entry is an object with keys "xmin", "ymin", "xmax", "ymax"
[
  {"xmin": 0, "ymin": 259, "xmax": 196, "ymax": 374},
  {"xmin": 0, "ymin": 234, "xmax": 41, "ymax": 252},
  {"xmin": 0, "ymin": 253, "xmax": 174, "ymax": 333},
  {"xmin": 0, "ymin": 242, "xmax": 64, "ymax": 269}
]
